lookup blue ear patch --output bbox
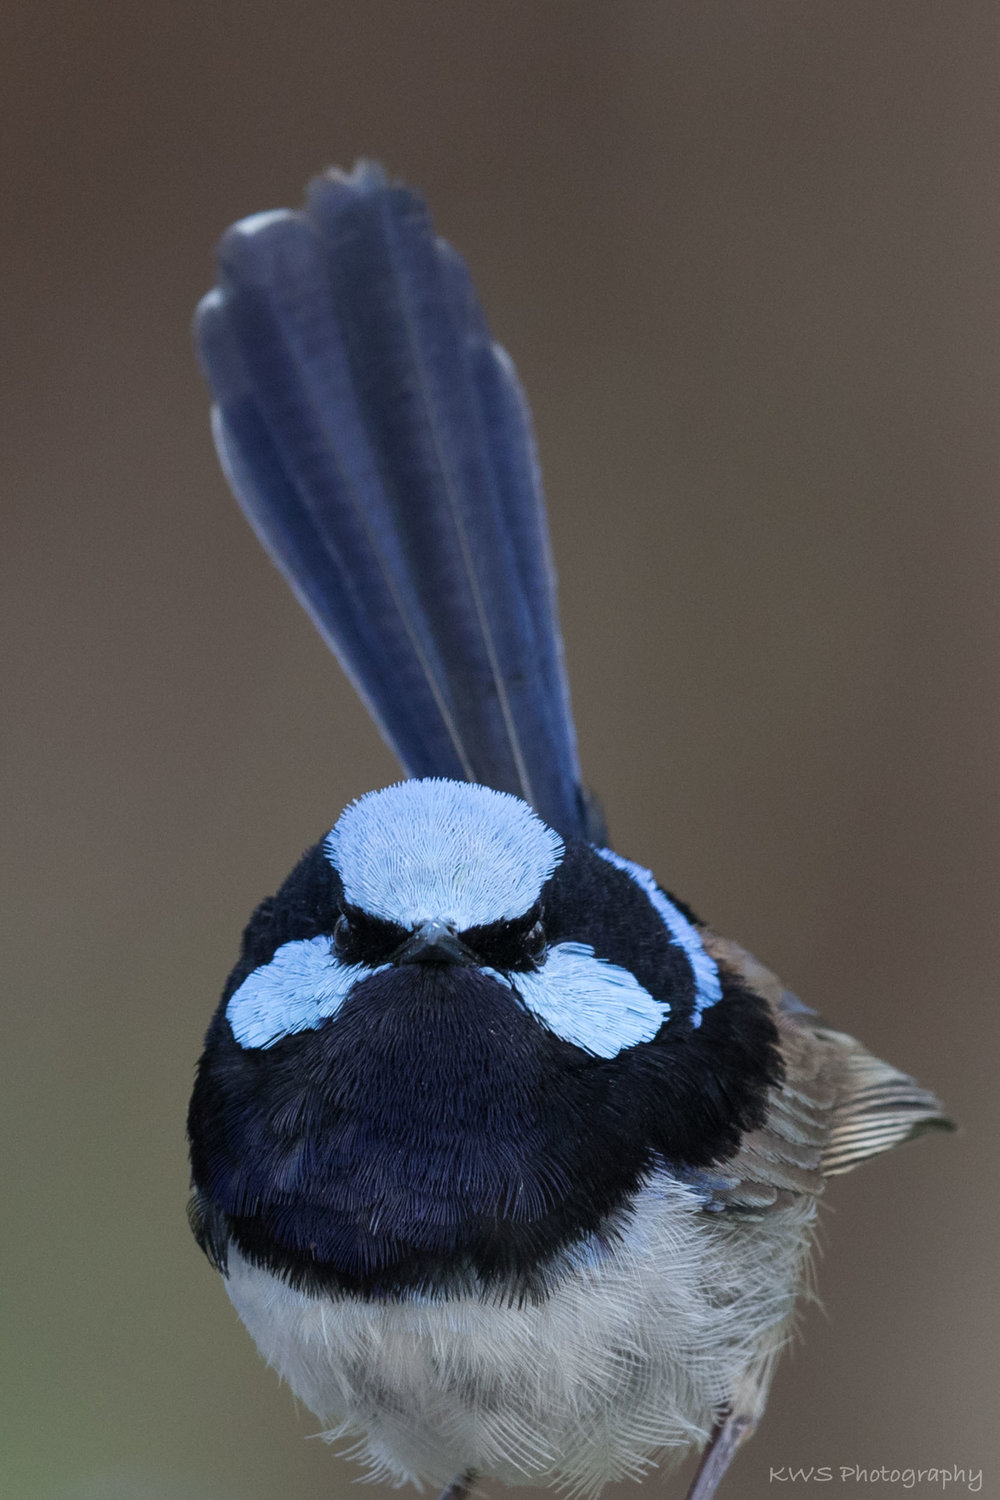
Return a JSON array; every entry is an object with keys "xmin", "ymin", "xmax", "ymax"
[
  {"xmin": 596, "ymin": 847, "xmax": 722, "ymax": 1026},
  {"xmin": 492, "ymin": 941, "xmax": 669, "ymax": 1057},
  {"xmin": 226, "ymin": 937, "xmax": 384, "ymax": 1050},
  {"xmin": 325, "ymin": 778, "xmax": 564, "ymax": 929}
]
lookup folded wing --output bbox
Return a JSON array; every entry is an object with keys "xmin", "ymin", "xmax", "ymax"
[{"xmin": 696, "ymin": 936, "xmax": 953, "ymax": 1214}]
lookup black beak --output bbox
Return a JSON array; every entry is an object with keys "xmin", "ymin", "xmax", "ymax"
[{"xmin": 392, "ymin": 919, "xmax": 475, "ymax": 966}]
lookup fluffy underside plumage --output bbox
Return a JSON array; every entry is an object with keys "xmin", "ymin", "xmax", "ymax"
[{"xmin": 222, "ymin": 1177, "xmax": 816, "ymax": 1494}]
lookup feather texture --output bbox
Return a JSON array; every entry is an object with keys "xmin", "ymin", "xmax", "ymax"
[
  {"xmin": 815, "ymin": 1034, "xmax": 953, "ymax": 1176},
  {"xmin": 221, "ymin": 1173, "xmax": 816, "ymax": 1494},
  {"xmin": 698, "ymin": 935, "xmax": 954, "ymax": 1213},
  {"xmin": 195, "ymin": 161, "xmax": 588, "ymax": 841}
]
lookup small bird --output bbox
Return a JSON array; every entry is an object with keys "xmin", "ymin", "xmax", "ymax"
[{"xmin": 187, "ymin": 162, "xmax": 951, "ymax": 1500}]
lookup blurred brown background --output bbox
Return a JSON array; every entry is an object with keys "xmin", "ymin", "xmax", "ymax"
[{"xmin": 2, "ymin": 3, "xmax": 996, "ymax": 1498}]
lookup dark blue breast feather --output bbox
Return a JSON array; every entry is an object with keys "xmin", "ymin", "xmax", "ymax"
[{"xmin": 195, "ymin": 161, "xmax": 588, "ymax": 841}]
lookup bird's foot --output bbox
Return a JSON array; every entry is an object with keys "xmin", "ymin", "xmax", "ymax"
[{"xmin": 684, "ymin": 1411, "xmax": 755, "ymax": 1500}]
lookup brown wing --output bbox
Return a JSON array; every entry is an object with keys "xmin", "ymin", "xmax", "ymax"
[{"xmin": 697, "ymin": 935, "xmax": 953, "ymax": 1213}]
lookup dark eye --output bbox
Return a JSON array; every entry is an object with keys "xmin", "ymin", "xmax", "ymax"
[
  {"xmin": 333, "ymin": 912, "xmax": 352, "ymax": 958},
  {"xmin": 332, "ymin": 905, "xmax": 408, "ymax": 965},
  {"xmin": 461, "ymin": 905, "xmax": 546, "ymax": 971},
  {"xmin": 525, "ymin": 919, "xmax": 547, "ymax": 966}
]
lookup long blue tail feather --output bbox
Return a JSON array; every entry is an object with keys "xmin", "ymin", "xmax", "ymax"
[{"xmin": 195, "ymin": 161, "xmax": 590, "ymax": 841}]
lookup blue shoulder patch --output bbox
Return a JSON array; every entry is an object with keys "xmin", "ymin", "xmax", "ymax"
[
  {"xmin": 492, "ymin": 940, "xmax": 669, "ymax": 1058},
  {"xmin": 325, "ymin": 778, "xmax": 564, "ymax": 930},
  {"xmin": 226, "ymin": 936, "xmax": 384, "ymax": 1050},
  {"xmin": 595, "ymin": 847, "xmax": 722, "ymax": 1026}
]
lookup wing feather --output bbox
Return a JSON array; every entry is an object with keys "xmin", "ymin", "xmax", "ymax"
[{"xmin": 696, "ymin": 936, "xmax": 953, "ymax": 1214}]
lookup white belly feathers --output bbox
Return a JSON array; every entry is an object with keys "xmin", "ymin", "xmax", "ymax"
[{"xmin": 224, "ymin": 1172, "xmax": 815, "ymax": 1493}]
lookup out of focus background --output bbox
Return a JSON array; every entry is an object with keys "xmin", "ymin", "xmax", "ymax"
[{"xmin": 3, "ymin": 4, "xmax": 996, "ymax": 1498}]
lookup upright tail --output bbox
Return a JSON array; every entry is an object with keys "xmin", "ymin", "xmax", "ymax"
[{"xmin": 195, "ymin": 161, "xmax": 592, "ymax": 842}]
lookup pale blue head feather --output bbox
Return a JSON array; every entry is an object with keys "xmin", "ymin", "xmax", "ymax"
[
  {"xmin": 227, "ymin": 936, "xmax": 385, "ymax": 1050},
  {"xmin": 228, "ymin": 936, "xmax": 667, "ymax": 1057},
  {"xmin": 596, "ymin": 847, "xmax": 722, "ymax": 1025},
  {"xmin": 491, "ymin": 942, "xmax": 669, "ymax": 1058},
  {"xmin": 325, "ymin": 779, "xmax": 564, "ymax": 930}
]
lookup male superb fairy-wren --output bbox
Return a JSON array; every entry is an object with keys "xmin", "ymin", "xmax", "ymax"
[{"xmin": 187, "ymin": 163, "xmax": 951, "ymax": 1500}]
